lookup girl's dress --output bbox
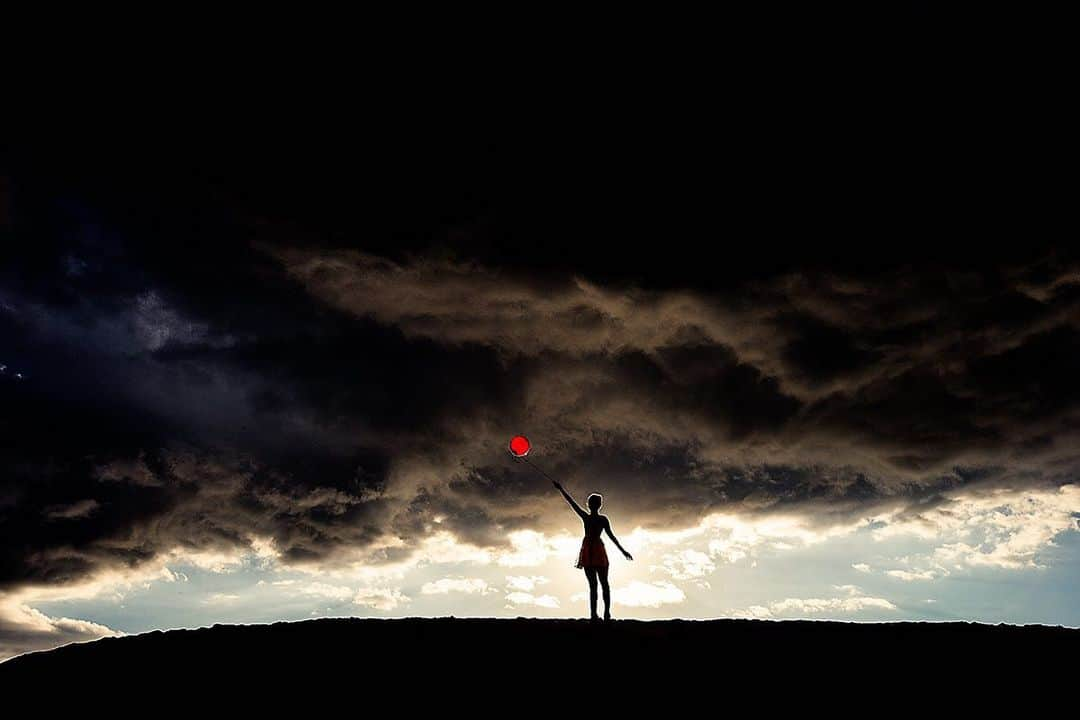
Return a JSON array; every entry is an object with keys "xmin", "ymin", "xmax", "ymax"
[{"xmin": 575, "ymin": 535, "xmax": 610, "ymax": 569}]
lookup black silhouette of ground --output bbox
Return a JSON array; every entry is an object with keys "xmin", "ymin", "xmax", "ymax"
[{"xmin": 2, "ymin": 618, "xmax": 1075, "ymax": 703}]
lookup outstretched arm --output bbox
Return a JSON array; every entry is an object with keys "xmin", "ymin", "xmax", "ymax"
[
  {"xmin": 552, "ymin": 481, "xmax": 587, "ymax": 519},
  {"xmin": 604, "ymin": 517, "xmax": 633, "ymax": 560}
]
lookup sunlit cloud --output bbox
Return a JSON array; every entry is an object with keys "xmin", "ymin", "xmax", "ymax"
[
  {"xmin": 872, "ymin": 485, "xmax": 1080, "ymax": 570},
  {"xmin": 655, "ymin": 549, "xmax": 716, "ymax": 581},
  {"xmin": 421, "ymin": 578, "xmax": 493, "ymax": 595},
  {"xmin": 296, "ymin": 583, "xmax": 354, "ymax": 600},
  {"xmin": 886, "ymin": 569, "xmax": 940, "ymax": 582},
  {"xmin": 612, "ymin": 581, "xmax": 686, "ymax": 608},
  {"xmin": 495, "ymin": 531, "xmax": 579, "ymax": 568},
  {"xmin": 163, "ymin": 536, "xmax": 280, "ymax": 574},
  {"xmin": 630, "ymin": 511, "xmax": 866, "ymax": 572},
  {"xmin": 738, "ymin": 595, "xmax": 897, "ymax": 619},
  {"xmin": 505, "ymin": 576, "xmax": 550, "ymax": 592},
  {"xmin": 417, "ymin": 532, "xmax": 495, "ymax": 566},
  {"xmin": 505, "ymin": 592, "xmax": 560, "ymax": 609},
  {"xmin": 353, "ymin": 588, "xmax": 410, "ymax": 611}
]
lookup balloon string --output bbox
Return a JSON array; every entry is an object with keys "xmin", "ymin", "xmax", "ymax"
[{"xmin": 521, "ymin": 456, "xmax": 558, "ymax": 484}]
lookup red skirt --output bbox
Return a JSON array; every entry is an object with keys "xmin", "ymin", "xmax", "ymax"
[{"xmin": 576, "ymin": 536, "xmax": 609, "ymax": 569}]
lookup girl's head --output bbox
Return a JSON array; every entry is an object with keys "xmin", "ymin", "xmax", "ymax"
[{"xmin": 587, "ymin": 493, "xmax": 603, "ymax": 513}]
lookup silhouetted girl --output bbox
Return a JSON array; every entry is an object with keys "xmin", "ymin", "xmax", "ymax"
[{"xmin": 553, "ymin": 481, "xmax": 633, "ymax": 621}]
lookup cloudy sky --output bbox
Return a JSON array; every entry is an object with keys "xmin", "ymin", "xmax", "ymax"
[{"xmin": 2, "ymin": 84, "xmax": 1077, "ymax": 661}]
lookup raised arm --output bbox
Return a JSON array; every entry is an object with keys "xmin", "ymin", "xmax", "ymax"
[
  {"xmin": 603, "ymin": 517, "xmax": 633, "ymax": 560},
  {"xmin": 552, "ymin": 481, "xmax": 587, "ymax": 519}
]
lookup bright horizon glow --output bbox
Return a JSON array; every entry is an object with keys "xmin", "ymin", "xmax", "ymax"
[{"xmin": 5, "ymin": 482, "xmax": 1078, "ymax": 661}]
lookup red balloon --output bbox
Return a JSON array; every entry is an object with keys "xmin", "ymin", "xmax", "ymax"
[{"xmin": 508, "ymin": 435, "xmax": 531, "ymax": 457}]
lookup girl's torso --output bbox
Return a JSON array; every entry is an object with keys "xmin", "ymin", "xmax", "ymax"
[{"xmin": 582, "ymin": 513, "xmax": 606, "ymax": 540}]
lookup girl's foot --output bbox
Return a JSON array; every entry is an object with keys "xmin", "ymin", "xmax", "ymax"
[
  {"xmin": 590, "ymin": 615, "xmax": 601, "ymax": 622},
  {"xmin": 604, "ymin": 614, "xmax": 612, "ymax": 621}
]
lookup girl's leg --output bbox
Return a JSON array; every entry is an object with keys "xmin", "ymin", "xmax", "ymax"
[
  {"xmin": 584, "ymin": 568, "xmax": 599, "ymax": 619},
  {"xmin": 598, "ymin": 566, "xmax": 611, "ymax": 620}
]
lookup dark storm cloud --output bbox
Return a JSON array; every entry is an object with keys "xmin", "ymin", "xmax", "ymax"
[
  {"xmin": 0, "ymin": 187, "xmax": 522, "ymax": 595},
  {"xmin": 776, "ymin": 312, "xmax": 882, "ymax": 387},
  {"xmin": 2, "ymin": 123, "xmax": 1079, "ymax": 613},
  {"xmin": 0, "ymin": 299, "xmax": 511, "ymax": 592},
  {"xmin": 278, "ymin": 245, "xmax": 1080, "ymax": 518}
]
